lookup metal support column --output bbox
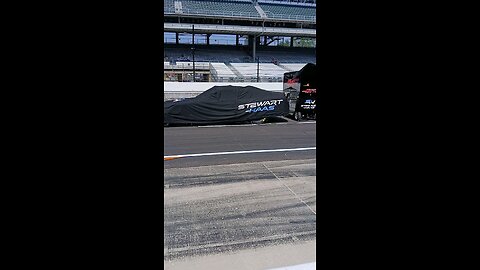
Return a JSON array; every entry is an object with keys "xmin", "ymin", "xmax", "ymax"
[
  {"xmin": 256, "ymin": 57, "xmax": 260, "ymax": 82},
  {"xmin": 253, "ymin": 37, "xmax": 256, "ymax": 60},
  {"xmin": 192, "ymin": 25, "xmax": 195, "ymax": 82}
]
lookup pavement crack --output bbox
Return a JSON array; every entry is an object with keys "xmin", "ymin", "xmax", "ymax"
[{"xmin": 262, "ymin": 163, "xmax": 316, "ymax": 215}]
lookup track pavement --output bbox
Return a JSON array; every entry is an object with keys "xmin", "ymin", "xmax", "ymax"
[
  {"xmin": 164, "ymin": 120, "xmax": 316, "ymax": 168},
  {"xmin": 164, "ymin": 120, "xmax": 316, "ymax": 269}
]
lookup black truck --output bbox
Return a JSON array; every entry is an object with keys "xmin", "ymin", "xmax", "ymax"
[{"xmin": 283, "ymin": 63, "xmax": 318, "ymax": 121}]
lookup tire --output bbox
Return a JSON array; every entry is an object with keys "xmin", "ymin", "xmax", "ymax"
[{"xmin": 294, "ymin": 111, "xmax": 302, "ymax": 121}]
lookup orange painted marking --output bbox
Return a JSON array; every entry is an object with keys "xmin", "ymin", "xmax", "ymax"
[{"xmin": 164, "ymin": 156, "xmax": 180, "ymax": 161}]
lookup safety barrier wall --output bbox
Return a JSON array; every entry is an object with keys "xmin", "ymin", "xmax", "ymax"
[{"xmin": 164, "ymin": 82, "xmax": 283, "ymax": 100}]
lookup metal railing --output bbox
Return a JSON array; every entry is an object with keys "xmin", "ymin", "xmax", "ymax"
[
  {"xmin": 181, "ymin": 8, "xmax": 261, "ymax": 19},
  {"xmin": 175, "ymin": 8, "xmax": 315, "ymax": 22},
  {"xmin": 209, "ymin": 75, "xmax": 283, "ymax": 83},
  {"xmin": 258, "ymin": 0, "xmax": 316, "ymax": 7},
  {"xmin": 164, "ymin": 62, "xmax": 211, "ymax": 70},
  {"xmin": 263, "ymin": 11, "xmax": 315, "ymax": 22},
  {"xmin": 164, "ymin": 23, "xmax": 316, "ymax": 37}
]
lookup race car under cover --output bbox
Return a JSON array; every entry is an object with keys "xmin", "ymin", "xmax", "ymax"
[{"xmin": 164, "ymin": 85, "xmax": 288, "ymax": 125}]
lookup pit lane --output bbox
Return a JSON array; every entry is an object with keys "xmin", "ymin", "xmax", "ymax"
[{"xmin": 164, "ymin": 121, "xmax": 316, "ymax": 269}]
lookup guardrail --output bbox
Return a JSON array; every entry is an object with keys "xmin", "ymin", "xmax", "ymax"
[
  {"xmin": 263, "ymin": 11, "xmax": 315, "ymax": 22},
  {"xmin": 164, "ymin": 23, "xmax": 316, "ymax": 37},
  {"xmin": 182, "ymin": 8, "xmax": 260, "ymax": 18}
]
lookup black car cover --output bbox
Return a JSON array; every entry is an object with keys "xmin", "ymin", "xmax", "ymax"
[{"xmin": 164, "ymin": 85, "xmax": 288, "ymax": 124}]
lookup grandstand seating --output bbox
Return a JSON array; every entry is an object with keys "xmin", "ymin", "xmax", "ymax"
[
  {"xmin": 280, "ymin": 63, "xmax": 307, "ymax": 72},
  {"xmin": 164, "ymin": 61, "xmax": 309, "ymax": 82},
  {"xmin": 163, "ymin": 0, "xmax": 316, "ymax": 82},
  {"xmin": 255, "ymin": 48, "xmax": 315, "ymax": 63},
  {"xmin": 210, "ymin": 63, "xmax": 238, "ymax": 82},
  {"xmin": 164, "ymin": 45, "xmax": 315, "ymax": 64},
  {"xmin": 230, "ymin": 63, "xmax": 287, "ymax": 82},
  {"xmin": 165, "ymin": 0, "xmax": 316, "ymax": 21},
  {"xmin": 164, "ymin": 60, "xmax": 310, "ymax": 82},
  {"xmin": 258, "ymin": 0, "xmax": 316, "ymax": 4},
  {"xmin": 259, "ymin": 2, "xmax": 315, "ymax": 21},
  {"xmin": 164, "ymin": 45, "xmax": 253, "ymax": 63},
  {"xmin": 181, "ymin": 0, "xmax": 261, "ymax": 18},
  {"xmin": 164, "ymin": 0, "xmax": 175, "ymax": 14}
]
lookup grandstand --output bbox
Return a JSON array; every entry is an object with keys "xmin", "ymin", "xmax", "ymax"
[
  {"xmin": 230, "ymin": 63, "xmax": 286, "ymax": 82},
  {"xmin": 210, "ymin": 62, "xmax": 237, "ymax": 82},
  {"xmin": 259, "ymin": 0, "xmax": 316, "ymax": 21},
  {"xmin": 164, "ymin": 0, "xmax": 316, "ymax": 82},
  {"xmin": 180, "ymin": 0, "xmax": 261, "ymax": 18}
]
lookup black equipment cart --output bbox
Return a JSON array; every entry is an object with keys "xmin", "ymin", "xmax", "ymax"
[{"xmin": 283, "ymin": 63, "xmax": 318, "ymax": 121}]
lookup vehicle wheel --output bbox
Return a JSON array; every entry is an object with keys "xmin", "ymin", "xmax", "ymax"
[{"xmin": 294, "ymin": 111, "xmax": 302, "ymax": 121}]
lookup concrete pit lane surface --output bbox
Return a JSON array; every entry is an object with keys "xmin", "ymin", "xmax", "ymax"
[{"xmin": 164, "ymin": 121, "xmax": 316, "ymax": 270}]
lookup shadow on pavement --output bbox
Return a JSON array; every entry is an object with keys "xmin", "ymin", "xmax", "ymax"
[{"xmin": 164, "ymin": 116, "xmax": 291, "ymax": 127}]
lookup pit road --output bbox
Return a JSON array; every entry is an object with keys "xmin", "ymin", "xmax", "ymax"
[{"xmin": 164, "ymin": 121, "xmax": 316, "ymax": 269}]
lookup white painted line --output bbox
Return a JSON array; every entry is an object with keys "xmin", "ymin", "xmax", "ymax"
[
  {"xmin": 267, "ymin": 262, "xmax": 316, "ymax": 270},
  {"xmin": 164, "ymin": 147, "xmax": 316, "ymax": 159},
  {"xmin": 263, "ymin": 163, "xmax": 317, "ymax": 215}
]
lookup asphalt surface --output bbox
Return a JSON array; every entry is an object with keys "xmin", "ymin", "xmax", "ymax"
[
  {"xmin": 164, "ymin": 120, "xmax": 316, "ymax": 269},
  {"xmin": 164, "ymin": 120, "xmax": 316, "ymax": 168}
]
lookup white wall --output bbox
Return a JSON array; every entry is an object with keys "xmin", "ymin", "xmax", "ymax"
[
  {"xmin": 164, "ymin": 82, "xmax": 284, "ymax": 101},
  {"xmin": 164, "ymin": 82, "xmax": 283, "ymax": 93}
]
